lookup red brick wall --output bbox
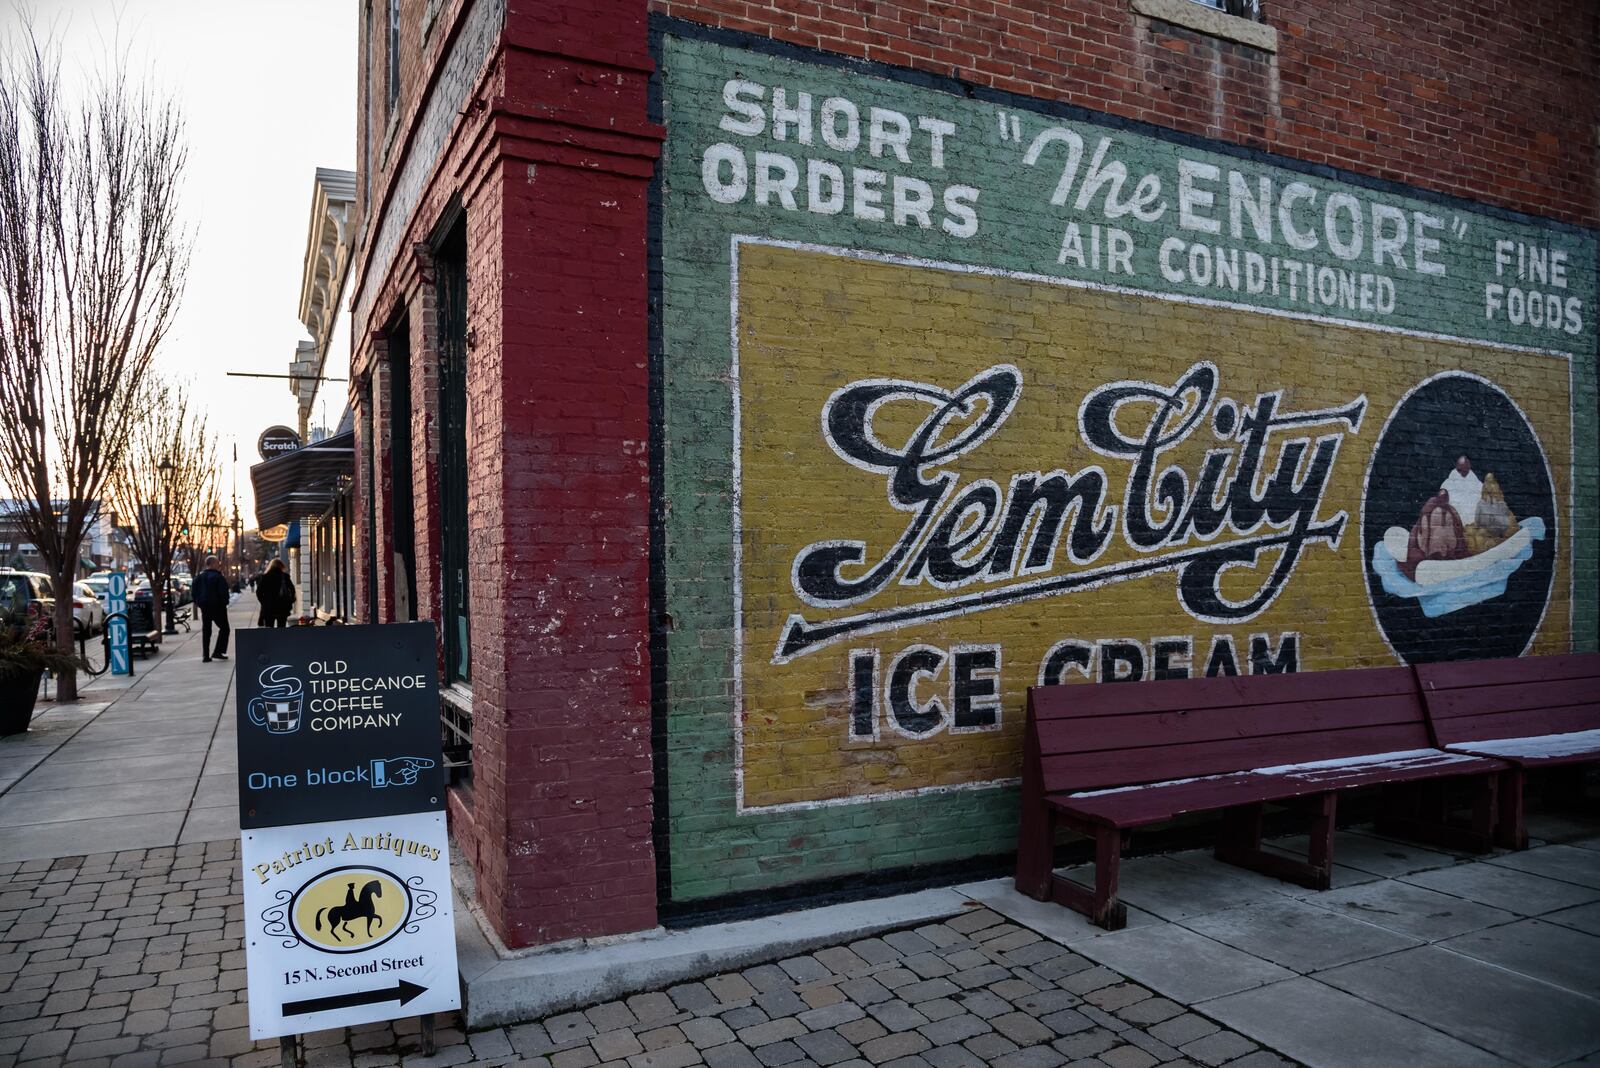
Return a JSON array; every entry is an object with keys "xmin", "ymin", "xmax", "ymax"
[
  {"xmin": 352, "ymin": 0, "xmax": 1594, "ymax": 951},
  {"xmin": 354, "ymin": 0, "xmax": 472, "ymax": 251},
  {"xmin": 352, "ymin": 0, "xmax": 664, "ymax": 949},
  {"xmin": 487, "ymin": 152, "xmax": 660, "ymax": 944},
  {"xmin": 646, "ymin": 0, "xmax": 1599, "ymax": 226},
  {"xmin": 471, "ymin": 2, "xmax": 664, "ymax": 945}
]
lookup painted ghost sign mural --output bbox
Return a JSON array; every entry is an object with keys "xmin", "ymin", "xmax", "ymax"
[
  {"xmin": 656, "ymin": 31, "xmax": 1596, "ymax": 899},
  {"xmin": 731, "ymin": 241, "xmax": 1572, "ymax": 811}
]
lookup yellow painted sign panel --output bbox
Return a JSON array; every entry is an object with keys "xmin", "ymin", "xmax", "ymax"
[{"xmin": 735, "ymin": 240, "xmax": 1571, "ymax": 811}]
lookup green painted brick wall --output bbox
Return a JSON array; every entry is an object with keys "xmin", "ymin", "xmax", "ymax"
[{"xmin": 655, "ymin": 32, "xmax": 1599, "ymax": 902}]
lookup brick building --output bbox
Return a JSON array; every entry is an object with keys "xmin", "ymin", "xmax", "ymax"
[{"xmin": 347, "ymin": 0, "xmax": 1599, "ymax": 953}]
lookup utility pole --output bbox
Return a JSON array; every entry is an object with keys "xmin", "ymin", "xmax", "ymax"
[
  {"xmin": 159, "ymin": 455, "xmax": 177, "ymax": 635},
  {"xmin": 231, "ymin": 442, "xmax": 241, "ymax": 580}
]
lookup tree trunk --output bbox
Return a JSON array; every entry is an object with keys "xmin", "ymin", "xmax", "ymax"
[{"xmin": 53, "ymin": 567, "xmax": 78, "ymax": 702}]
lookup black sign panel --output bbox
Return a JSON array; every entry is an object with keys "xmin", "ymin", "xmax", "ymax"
[
  {"xmin": 257, "ymin": 425, "xmax": 302, "ymax": 461},
  {"xmin": 235, "ymin": 623, "xmax": 445, "ymax": 829}
]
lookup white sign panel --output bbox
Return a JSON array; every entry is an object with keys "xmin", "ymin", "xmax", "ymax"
[{"xmin": 240, "ymin": 810, "xmax": 461, "ymax": 1039}]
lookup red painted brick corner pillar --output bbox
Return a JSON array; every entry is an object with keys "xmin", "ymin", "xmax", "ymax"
[{"xmin": 456, "ymin": 0, "xmax": 663, "ymax": 949}]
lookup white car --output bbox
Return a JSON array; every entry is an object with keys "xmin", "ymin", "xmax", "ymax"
[
  {"xmin": 82, "ymin": 575, "xmax": 112, "ymax": 604},
  {"xmin": 72, "ymin": 581, "xmax": 106, "ymax": 636}
]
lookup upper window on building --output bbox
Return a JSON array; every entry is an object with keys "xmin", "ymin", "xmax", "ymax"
[
  {"xmin": 1188, "ymin": 0, "xmax": 1262, "ymax": 16},
  {"xmin": 1134, "ymin": 0, "xmax": 1276, "ymax": 50},
  {"xmin": 386, "ymin": 0, "xmax": 401, "ymax": 115}
]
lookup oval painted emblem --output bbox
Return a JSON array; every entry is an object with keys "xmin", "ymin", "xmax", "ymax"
[
  {"xmin": 1361, "ymin": 372, "xmax": 1556, "ymax": 665},
  {"xmin": 288, "ymin": 866, "xmax": 412, "ymax": 954}
]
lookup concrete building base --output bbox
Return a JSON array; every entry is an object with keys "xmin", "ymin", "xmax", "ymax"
[
  {"xmin": 452, "ymin": 864, "xmax": 1164, "ymax": 1029},
  {"xmin": 456, "ymin": 883, "xmax": 990, "ymax": 1028}
]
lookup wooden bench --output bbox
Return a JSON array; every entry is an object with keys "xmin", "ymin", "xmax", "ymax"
[
  {"xmin": 122, "ymin": 602, "xmax": 162, "ymax": 659},
  {"xmin": 1417, "ymin": 653, "xmax": 1600, "ymax": 851},
  {"xmin": 1015, "ymin": 667, "xmax": 1509, "ymax": 929}
]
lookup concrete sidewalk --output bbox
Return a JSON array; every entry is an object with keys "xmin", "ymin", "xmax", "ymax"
[
  {"xmin": 0, "ymin": 599, "xmax": 251, "ymax": 863},
  {"xmin": 1, "ymin": 818, "xmax": 1598, "ymax": 1068},
  {"xmin": 0, "ymin": 623, "xmax": 1597, "ymax": 1067},
  {"xmin": 979, "ymin": 818, "xmax": 1600, "ymax": 1067}
]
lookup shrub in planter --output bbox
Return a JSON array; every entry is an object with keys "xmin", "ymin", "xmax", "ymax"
[{"xmin": 0, "ymin": 617, "xmax": 89, "ymax": 736}]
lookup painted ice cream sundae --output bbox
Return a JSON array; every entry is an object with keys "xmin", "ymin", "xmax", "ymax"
[{"xmin": 1371, "ymin": 455, "xmax": 1546, "ymax": 617}]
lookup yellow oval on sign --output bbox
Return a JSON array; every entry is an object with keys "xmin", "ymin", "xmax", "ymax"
[{"xmin": 289, "ymin": 867, "xmax": 411, "ymax": 953}]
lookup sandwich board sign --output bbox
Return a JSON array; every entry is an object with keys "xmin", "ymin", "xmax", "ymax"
[{"xmin": 235, "ymin": 622, "xmax": 460, "ymax": 1040}]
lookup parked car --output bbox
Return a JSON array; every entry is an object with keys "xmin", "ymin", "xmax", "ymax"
[
  {"xmin": 0, "ymin": 570, "xmax": 56, "ymax": 628},
  {"xmin": 82, "ymin": 574, "xmax": 112, "ymax": 604},
  {"xmin": 72, "ymin": 582, "xmax": 106, "ymax": 635},
  {"xmin": 132, "ymin": 577, "xmax": 191, "ymax": 609}
]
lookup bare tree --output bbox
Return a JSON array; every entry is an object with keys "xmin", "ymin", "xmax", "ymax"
[
  {"xmin": 0, "ymin": 25, "xmax": 189, "ymax": 699},
  {"xmin": 106, "ymin": 378, "xmax": 217, "ymax": 635}
]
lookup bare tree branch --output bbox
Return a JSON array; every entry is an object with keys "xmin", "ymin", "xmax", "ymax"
[
  {"xmin": 0, "ymin": 20, "xmax": 190, "ymax": 699},
  {"xmin": 106, "ymin": 378, "xmax": 218, "ymax": 634}
]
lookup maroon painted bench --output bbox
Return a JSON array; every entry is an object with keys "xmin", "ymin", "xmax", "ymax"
[
  {"xmin": 1015, "ymin": 666, "xmax": 1510, "ymax": 929},
  {"xmin": 1417, "ymin": 653, "xmax": 1600, "ymax": 850}
]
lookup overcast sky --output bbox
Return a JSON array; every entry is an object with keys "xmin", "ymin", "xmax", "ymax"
[{"xmin": 3, "ymin": 1, "xmax": 358, "ymax": 527}]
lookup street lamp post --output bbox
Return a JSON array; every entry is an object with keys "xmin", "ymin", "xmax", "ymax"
[{"xmin": 157, "ymin": 456, "xmax": 176, "ymax": 635}]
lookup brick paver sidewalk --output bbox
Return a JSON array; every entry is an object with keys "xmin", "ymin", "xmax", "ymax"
[{"xmin": 0, "ymin": 840, "xmax": 1294, "ymax": 1068}]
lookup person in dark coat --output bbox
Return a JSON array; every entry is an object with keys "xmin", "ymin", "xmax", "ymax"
[
  {"xmin": 191, "ymin": 555, "xmax": 232, "ymax": 662},
  {"xmin": 255, "ymin": 559, "xmax": 295, "ymax": 628}
]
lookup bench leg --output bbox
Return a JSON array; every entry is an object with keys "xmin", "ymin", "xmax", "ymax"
[
  {"xmin": 1497, "ymin": 767, "xmax": 1528, "ymax": 851},
  {"xmin": 1216, "ymin": 795, "xmax": 1334, "ymax": 891},
  {"xmin": 1215, "ymin": 802, "xmax": 1263, "ymax": 863},
  {"xmin": 1015, "ymin": 804, "xmax": 1056, "ymax": 901},
  {"xmin": 1308, "ymin": 792, "xmax": 1336, "ymax": 886},
  {"xmin": 1043, "ymin": 826, "xmax": 1127, "ymax": 931},
  {"xmin": 1091, "ymin": 827, "xmax": 1126, "ymax": 930},
  {"xmin": 1215, "ymin": 802, "xmax": 1274, "ymax": 875},
  {"xmin": 1376, "ymin": 777, "xmax": 1497, "ymax": 854},
  {"xmin": 1472, "ymin": 773, "xmax": 1498, "ymax": 846}
]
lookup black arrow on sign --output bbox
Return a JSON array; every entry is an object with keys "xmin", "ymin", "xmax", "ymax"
[{"xmin": 283, "ymin": 980, "xmax": 426, "ymax": 1017}]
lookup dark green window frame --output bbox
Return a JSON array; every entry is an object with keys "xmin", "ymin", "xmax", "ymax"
[{"xmin": 434, "ymin": 215, "xmax": 471, "ymax": 686}]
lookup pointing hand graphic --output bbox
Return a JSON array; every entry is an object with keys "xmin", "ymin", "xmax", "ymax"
[{"xmin": 371, "ymin": 757, "xmax": 437, "ymax": 788}]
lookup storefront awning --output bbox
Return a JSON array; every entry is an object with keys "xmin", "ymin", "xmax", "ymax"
[{"xmin": 250, "ymin": 430, "xmax": 355, "ymax": 529}]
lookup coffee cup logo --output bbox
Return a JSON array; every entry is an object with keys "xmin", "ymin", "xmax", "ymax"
[{"xmin": 248, "ymin": 665, "xmax": 304, "ymax": 734}]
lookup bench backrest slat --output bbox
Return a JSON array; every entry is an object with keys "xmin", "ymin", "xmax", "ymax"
[
  {"xmin": 1026, "ymin": 665, "xmax": 1428, "ymax": 793},
  {"xmin": 1040, "ymin": 722, "xmax": 1428, "ymax": 791},
  {"xmin": 1033, "ymin": 694, "xmax": 1423, "ymax": 755},
  {"xmin": 1415, "ymin": 652, "xmax": 1596, "ymax": 690},
  {"xmin": 1030, "ymin": 667, "xmax": 1414, "ymax": 720},
  {"xmin": 1416, "ymin": 654, "xmax": 1600, "ymax": 745}
]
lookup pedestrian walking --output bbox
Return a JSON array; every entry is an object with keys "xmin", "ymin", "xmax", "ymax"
[
  {"xmin": 191, "ymin": 555, "xmax": 231, "ymax": 662},
  {"xmin": 255, "ymin": 558, "xmax": 295, "ymax": 628}
]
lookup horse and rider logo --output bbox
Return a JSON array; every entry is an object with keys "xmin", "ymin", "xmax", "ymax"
[{"xmin": 288, "ymin": 867, "xmax": 411, "ymax": 953}]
